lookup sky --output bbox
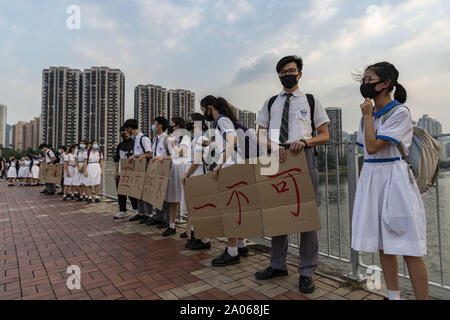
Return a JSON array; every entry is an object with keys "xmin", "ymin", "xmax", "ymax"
[{"xmin": 0, "ymin": 0, "xmax": 449, "ymax": 133}]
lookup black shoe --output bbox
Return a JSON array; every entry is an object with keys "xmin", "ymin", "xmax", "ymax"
[
  {"xmin": 211, "ymin": 250, "xmax": 240, "ymax": 267},
  {"xmin": 157, "ymin": 222, "xmax": 169, "ymax": 229},
  {"xmin": 63, "ymin": 196, "xmax": 67, "ymax": 201},
  {"xmin": 299, "ymin": 276, "xmax": 315, "ymax": 294},
  {"xmin": 185, "ymin": 239, "xmax": 193, "ymax": 249},
  {"xmin": 189, "ymin": 239, "xmax": 211, "ymax": 250},
  {"xmin": 255, "ymin": 266, "xmax": 288, "ymax": 280},
  {"xmin": 76, "ymin": 197, "xmax": 84, "ymax": 202},
  {"xmin": 180, "ymin": 231, "xmax": 188, "ymax": 239},
  {"xmin": 129, "ymin": 214, "xmax": 145, "ymax": 222},
  {"xmin": 46, "ymin": 192, "xmax": 55, "ymax": 195},
  {"xmin": 85, "ymin": 197, "xmax": 89, "ymax": 202},
  {"xmin": 71, "ymin": 195, "xmax": 75, "ymax": 200},
  {"xmin": 145, "ymin": 217, "xmax": 160, "ymax": 226},
  {"xmin": 95, "ymin": 198, "xmax": 100, "ymax": 203},
  {"xmin": 87, "ymin": 198, "xmax": 92, "ymax": 203},
  {"xmin": 139, "ymin": 216, "xmax": 150, "ymax": 224},
  {"xmin": 41, "ymin": 190, "xmax": 48, "ymax": 194},
  {"xmin": 162, "ymin": 227, "xmax": 176, "ymax": 237},
  {"xmin": 238, "ymin": 247, "xmax": 249, "ymax": 257},
  {"xmin": 57, "ymin": 191, "xmax": 64, "ymax": 195}
]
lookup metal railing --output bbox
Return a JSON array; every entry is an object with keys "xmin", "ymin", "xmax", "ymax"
[{"xmin": 100, "ymin": 135, "xmax": 450, "ymax": 293}]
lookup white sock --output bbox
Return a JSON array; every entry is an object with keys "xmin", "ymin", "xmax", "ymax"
[
  {"xmin": 169, "ymin": 223, "xmax": 175, "ymax": 229},
  {"xmin": 191, "ymin": 225, "xmax": 194, "ymax": 231},
  {"xmin": 95, "ymin": 196, "xmax": 99, "ymax": 199},
  {"xmin": 201, "ymin": 238, "xmax": 210, "ymax": 244},
  {"xmin": 387, "ymin": 290, "xmax": 401, "ymax": 300},
  {"xmin": 227, "ymin": 246, "xmax": 238, "ymax": 257},
  {"xmin": 238, "ymin": 239, "xmax": 246, "ymax": 248},
  {"xmin": 89, "ymin": 196, "xmax": 92, "ymax": 199}
]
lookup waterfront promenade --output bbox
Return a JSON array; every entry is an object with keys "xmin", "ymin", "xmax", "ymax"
[{"xmin": 0, "ymin": 179, "xmax": 383, "ymax": 300}]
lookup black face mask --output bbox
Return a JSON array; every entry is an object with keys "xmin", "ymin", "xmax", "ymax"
[
  {"xmin": 280, "ymin": 74, "xmax": 298, "ymax": 89},
  {"xmin": 168, "ymin": 125, "xmax": 175, "ymax": 134},
  {"xmin": 360, "ymin": 81, "xmax": 384, "ymax": 99},
  {"xmin": 121, "ymin": 133, "xmax": 129, "ymax": 140},
  {"xmin": 186, "ymin": 122, "xmax": 194, "ymax": 131},
  {"xmin": 204, "ymin": 109, "xmax": 214, "ymax": 122}
]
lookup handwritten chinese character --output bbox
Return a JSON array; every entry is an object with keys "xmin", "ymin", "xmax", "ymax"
[{"xmin": 269, "ymin": 168, "xmax": 302, "ymax": 217}]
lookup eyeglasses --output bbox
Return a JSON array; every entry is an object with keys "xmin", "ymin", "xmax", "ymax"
[
  {"xmin": 361, "ymin": 76, "xmax": 381, "ymax": 84},
  {"xmin": 279, "ymin": 68, "xmax": 298, "ymax": 77}
]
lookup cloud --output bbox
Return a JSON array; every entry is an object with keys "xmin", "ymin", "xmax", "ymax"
[
  {"xmin": 306, "ymin": 0, "xmax": 340, "ymax": 23},
  {"xmin": 82, "ymin": 4, "xmax": 117, "ymax": 31},
  {"xmin": 214, "ymin": 0, "xmax": 254, "ymax": 24},
  {"xmin": 231, "ymin": 53, "xmax": 278, "ymax": 86}
]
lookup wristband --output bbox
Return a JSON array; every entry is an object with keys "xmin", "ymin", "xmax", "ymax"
[{"xmin": 300, "ymin": 139, "xmax": 308, "ymax": 148}]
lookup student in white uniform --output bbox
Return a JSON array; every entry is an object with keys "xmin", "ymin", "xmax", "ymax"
[
  {"xmin": 144, "ymin": 117, "xmax": 171, "ymax": 227},
  {"xmin": 57, "ymin": 146, "xmax": 67, "ymax": 196},
  {"xmin": 158, "ymin": 117, "xmax": 190, "ymax": 237},
  {"xmin": 63, "ymin": 145, "xmax": 77, "ymax": 201},
  {"xmin": 7, "ymin": 156, "xmax": 18, "ymax": 186},
  {"xmin": 200, "ymin": 95, "xmax": 249, "ymax": 267},
  {"xmin": 76, "ymin": 141, "xmax": 87, "ymax": 202},
  {"xmin": 23, "ymin": 156, "xmax": 32, "ymax": 186},
  {"xmin": 125, "ymin": 119, "xmax": 153, "ymax": 222},
  {"xmin": 181, "ymin": 113, "xmax": 212, "ymax": 250},
  {"xmin": 352, "ymin": 62, "xmax": 428, "ymax": 300},
  {"xmin": 83, "ymin": 140, "xmax": 104, "ymax": 203},
  {"xmin": 31, "ymin": 155, "xmax": 40, "ymax": 186},
  {"xmin": 18, "ymin": 157, "xmax": 25, "ymax": 186}
]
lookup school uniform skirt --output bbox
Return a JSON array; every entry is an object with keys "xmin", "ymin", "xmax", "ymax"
[
  {"xmin": 165, "ymin": 160, "xmax": 186, "ymax": 203},
  {"xmin": 84, "ymin": 163, "xmax": 101, "ymax": 186},
  {"xmin": 64, "ymin": 166, "xmax": 77, "ymax": 186},
  {"xmin": 7, "ymin": 167, "xmax": 17, "ymax": 179},
  {"xmin": 351, "ymin": 160, "xmax": 427, "ymax": 257},
  {"xmin": 72, "ymin": 166, "xmax": 82, "ymax": 186},
  {"xmin": 31, "ymin": 166, "xmax": 39, "ymax": 179},
  {"xmin": 180, "ymin": 162, "xmax": 205, "ymax": 215},
  {"xmin": 18, "ymin": 167, "xmax": 25, "ymax": 178}
]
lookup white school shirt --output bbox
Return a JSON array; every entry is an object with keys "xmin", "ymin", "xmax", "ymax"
[
  {"xmin": 59, "ymin": 153, "xmax": 66, "ymax": 164},
  {"xmin": 152, "ymin": 132, "xmax": 169, "ymax": 157},
  {"xmin": 83, "ymin": 150, "xmax": 103, "ymax": 164},
  {"xmin": 256, "ymin": 88, "xmax": 330, "ymax": 144},
  {"xmin": 356, "ymin": 101, "xmax": 413, "ymax": 161},
  {"xmin": 167, "ymin": 135, "xmax": 190, "ymax": 161},
  {"xmin": 214, "ymin": 115, "xmax": 241, "ymax": 167},
  {"xmin": 45, "ymin": 150, "xmax": 55, "ymax": 164},
  {"xmin": 134, "ymin": 132, "xmax": 152, "ymax": 156},
  {"xmin": 64, "ymin": 153, "xmax": 76, "ymax": 166},
  {"xmin": 187, "ymin": 132, "xmax": 210, "ymax": 176}
]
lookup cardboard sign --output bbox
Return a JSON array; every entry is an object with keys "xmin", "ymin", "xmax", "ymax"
[
  {"xmin": 44, "ymin": 164, "xmax": 63, "ymax": 184},
  {"xmin": 39, "ymin": 162, "xmax": 47, "ymax": 182},
  {"xmin": 141, "ymin": 159, "xmax": 171, "ymax": 210},
  {"xmin": 185, "ymin": 151, "xmax": 320, "ymax": 239},
  {"xmin": 128, "ymin": 159, "xmax": 147, "ymax": 200},
  {"xmin": 117, "ymin": 159, "xmax": 134, "ymax": 196}
]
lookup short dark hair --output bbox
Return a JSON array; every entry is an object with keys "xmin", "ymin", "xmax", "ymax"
[
  {"xmin": 119, "ymin": 126, "xmax": 126, "ymax": 132},
  {"xmin": 59, "ymin": 146, "xmax": 67, "ymax": 152},
  {"xmin": 171, "ymin": 117, "xmax": 185, "ymax": 129},
  {"xmin": 276, "ymin": 55, "xmax": 303, "ymax": 73},
  {"xmin": 39, "ymin": 143, "xmax": 46, "ymax": 149},
  {"xmin": 123, "ymin": 119, "xmax": 139, "ymax": 130},
  {"xmin": 154, "ymin": 116, "xmax": 169, "ymax": 132}
]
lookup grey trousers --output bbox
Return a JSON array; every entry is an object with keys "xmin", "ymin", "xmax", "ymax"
[
  {"xmin": 137, "ymin": 200, "xmax": 153, "ymax": 216},
  {"xmin": 46, "ymin": 183, "xmax": 55, "ymax": 193},
  {"xmin": 269, "ymin": 148, "xmax": 320, "ymax": 277},
  {"xmin": 153, "ymin": 201, "xmax": 170, "ymax": 223}
]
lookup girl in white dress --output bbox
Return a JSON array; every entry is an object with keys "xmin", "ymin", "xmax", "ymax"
[
  {"xmin": 181, "ymin": 113, "xmax": 212, "ymax": 250},
  {"xmin": 76, "ymin": 141, "xmax": 87, "ymax": 202},
  {"xmin": 157, "ymin": 117, "xmax": 189, "ymax": 237},
  {"xmin": 352, "ymin": 62, "xmax": 428, "ymax": 300},
  {"xmin": 201, "ymin": 96, "xmax": 248, "ymax": 266},
  {"xmin": 31, "ymin": 155, "xmax": 40, "ymax": 186},
  {"xmin": 71, "ymin": 145, "xmax": 81, "ymax": 200},
  {"xmin": 7, "ymin": 156, "xmax": 18, "ymax": 186},
  {"xmin": 83, "ymin": 140, "xmax": 104, "ymax": 203},
  {"xmin": 18, "ymin": 157, "xmax": 26, "ymax": 186},
  {"xmin": 24, "ymin": 156, "xmax": 32, "ymax": 186},
  {"xmin": 63, "ymin": 146, "xmax": 77, "ymax": 201}
]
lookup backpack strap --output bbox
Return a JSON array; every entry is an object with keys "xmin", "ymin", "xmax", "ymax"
[
  {"xmin": 87, "ymin": 149, "xmax": 91, "ymax": 163},
  {"xmin": 163, "ymin": 135, "xmax": 170, "ymax": 154},
  {"xmin": 267, "ymin": 93, "xmax": 316, "ymax": 134},
  {"xmin": 139, "ymin": 135, "xmax": 150, "ymax": 153}
]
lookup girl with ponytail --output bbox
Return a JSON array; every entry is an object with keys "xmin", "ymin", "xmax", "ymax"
[
  {"xmin": 200, "ymin": 95, "xmax": 249, "ymax": 267},
  {"xmin": 353, "ymin": 62, "xmax": 429, "ymax": 300}
]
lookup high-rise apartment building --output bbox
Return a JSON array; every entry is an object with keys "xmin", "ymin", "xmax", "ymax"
[
  {"xmin": 168, "ymin": 89, "xmax": 195, "ymax": 121},
  {"xmin": 0, "ymin": 104, "xmax": 6, "ymax": 148},
  {"xmin": 5, "ymin": 124, "xmax": 12, "ymax": 149},
  {"xmin": 81, "ymin": 67, "xmax": 125, "ymax": 158},
  {"xmin": 134, "ymin": 85, "xmax": 169, "ymax": 136},
  {"xmin": 325, "ymin": 107, "xmax": 343, "ymax": 158},
  {"xmin": 41, "ymin": 67, "xmax": 81, "ymax": 148},
  {"xmin": 417, "ymin": 114, "xmax": 442, "ymax": 137}
]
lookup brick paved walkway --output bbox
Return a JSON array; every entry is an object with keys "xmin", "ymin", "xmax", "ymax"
[{"xmin": 0, "ymin": 179, "xmax": 383, "ymax": 300}]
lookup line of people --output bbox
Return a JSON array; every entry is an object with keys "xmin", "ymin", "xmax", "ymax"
[
  {"xmin": 4, "ymin": 154, "xmax": 42, "ymax": 186},
  {"xmin": 111, "ymin": 56, "xmax": 429, "ymax": 299}
]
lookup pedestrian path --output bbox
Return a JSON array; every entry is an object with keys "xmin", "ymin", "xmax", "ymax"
[{"xmin": 0, "ymin": 180, "xmax": 383, "ymax": 300}]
